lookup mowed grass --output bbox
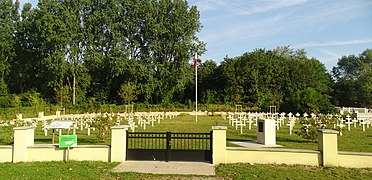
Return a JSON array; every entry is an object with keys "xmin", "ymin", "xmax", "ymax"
[
  {"xmin": 0, "ymin": 161, "xmax": 370, "ymax": 179},
  {"xmin": 0, "ymin": 161, "xmax": 119, "ymax": 179},
  {"xmin": 140, "ymin": 114, "xmax": 371, "ymax": 152},
  {"xmin": 215, "ymin": 163, "xmax": 372, "ymax": 180},
  {"xmin": 1, "ymin": 114, "xmax": 371, "ymax": 152},
  {"xmin": 0, "ymin": 115, "xmax": 371, "ymax": 179}
]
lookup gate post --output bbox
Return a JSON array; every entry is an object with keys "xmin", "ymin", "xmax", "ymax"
[
  {"xmin": 13, "ymin": 126, "xmax": 35, "ymax": 162},
  {"xmin": 212, "ymin": 126, "xmax": 227, "ymax": 165},
  {"xmin": 318, "ymin": 129, "xmax": 338, "ymax": 166},
  {"xmin": 110, "ymin": 125, "xmax": 129, "ymax": 162}
]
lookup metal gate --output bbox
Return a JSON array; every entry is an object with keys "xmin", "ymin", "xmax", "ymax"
[{"xmin": 126, "ymin": 131, "xmax": 212, "ymax": 162}]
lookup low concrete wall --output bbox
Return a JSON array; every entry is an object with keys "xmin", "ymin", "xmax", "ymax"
[
  {"xmin": 212, "ymin": 127, "xmax": 372, "ymax": 168},
  {"xmin": 4, "ymin": 125, "xmax": 372, "ymax": 168},
  {"xmin": 7, "ymin": 125, "xmax": 128, "ymax": 163},
  {"xmin": 226, "ymin": 148, "xmax": 321, "ymax": 166},
  {"xmin": 27, "ymin": 145, "xmax": 64, "ymax": 161},
  {"xmin": 0, "ymin": 146, "xmax": 13, "ymax": 162},
  {"xmin": 338, "ymin": 152, "xmax": 372, "ymax": 168},
  {"xmin": 27, "ymin": 145, "xmax": 110, "ymax": 162},
  {"xmin": 70, "ymin": 145, "xmax": 110, "ymax": 162}
]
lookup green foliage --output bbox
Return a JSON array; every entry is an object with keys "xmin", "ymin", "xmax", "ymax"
[
  {"xmin": 0, "ymin": 121, "xmax": 14, "ymax": 144},
  {"xmin": 20, "ymin": 90, "xmax": 46, "ymax": 107},
  {"xmin": 332, "ymin": 49, "xmax": 372, "ymax": 108},
  {"xmin": 118, "ymin": 82, "xmax": 138, "ymax": 104},
  {"xmin": 0, "ymin": 79, "xmax": 10, "ymax": 107},
  {"xmin": 89, "ymin": 114, "xmax": 117, "ymax": 142},
  {"xmin": 297, "ymin": 115, "xmax": 339, "ymax": 142},
  {"xmin": 217, "ymin": 47, "xmax": 334, "ymax": 113},
  {"xmin": 55, "ymin": 86, "xmax": 70, "ymax": 107}
]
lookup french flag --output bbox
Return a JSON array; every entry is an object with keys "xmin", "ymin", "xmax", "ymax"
[{"xmin": 194, "ymin": 53, "xmax": 198, "ymax": 69}]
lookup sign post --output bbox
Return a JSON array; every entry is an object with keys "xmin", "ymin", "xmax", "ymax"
[
  {"xmin": 59, "ymin": 135, "xmax": 77, "ymax": 161},
  {"xmin": 48, "ymin": 120, "xmax": 74, "ymax": 144}
]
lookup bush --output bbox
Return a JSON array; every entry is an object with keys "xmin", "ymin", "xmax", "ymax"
[
  {"xmin": 0, "ymin": 123, "xmax": 14, "ymax": 145},
  {"xmin": 297, "ymin": 114, "xmax": 339, "ymax": 142},
  {"xmin": 20, "ymin": 90, "xmax": 46, "ymax": 107},
  {"xmin": 89, "ymin": 114, "xmax": 117, "ymax": 142}
]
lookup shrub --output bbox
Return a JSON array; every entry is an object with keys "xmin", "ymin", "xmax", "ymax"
[
  {"xmin": 20, "ymin": 90, "xmax": 46, "ymax": 107},
  {"xmin": 89, "ymin": 114, "xmax": 117, "ymax": 142},
  {"xmin": 297, "ymin": 114, "xmax": 339, "ymax": 142}
]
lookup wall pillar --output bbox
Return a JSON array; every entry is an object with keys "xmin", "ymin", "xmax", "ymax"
[
  {"xmin": 13, "ymin": 126, "xmax": 35, "ymax": 162},
  {"xmin": 212, "ymin": 126, "xmax": 227, "ymax": 165},
  {"xmin": 318, "ymin": 129, "xmax": 338, "ymax": 166},
  {"xmin": 110, "ymin": 125, "xmax": 129, "ymax": 162}
]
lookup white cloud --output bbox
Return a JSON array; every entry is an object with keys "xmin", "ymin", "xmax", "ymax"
[
  {"xmin": 322, "ymin": 50, "xmax": 341, "ymax": 59},
  {"xmin": 192, "ymin": 0, "xmax": 227, "ymax": 12},
  {"xmin": 199, "ymin": 13, "xmax": 286, "ymax": 44},
  {"xmin": 238, "ymin": 0, "xmax": 308, "ymax": 15},
  {"xmin": 192, "ymin": 0, "xmax": 309, "ymax": 15},
  {"xmin": 186, "ymin": 0, "xmax": 372, "ymax": 65},
  {"xmin": 300, "ymin": 39, "xmax": 372, "ymax": 47}
]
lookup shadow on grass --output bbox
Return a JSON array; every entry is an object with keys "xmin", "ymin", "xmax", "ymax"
[
  {"xmin": 226, "ymin": 138, "xmax": 255, "ymax": 142},
  {"xmin": 276, "ymin": 137, "xmax": 314, "ymax": 143},
  {"xmin": 226, "ymin": 136, "xmax": 256, "ymax": 142}
]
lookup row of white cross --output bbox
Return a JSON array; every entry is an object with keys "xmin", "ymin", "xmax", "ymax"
[
  {"xmin": 223, "ymin": 112, "xmax": 297, "ymax": 134},
  {"xmin": 0, "ymin": 111, "xmax": 182, "ymax": 137},
  {"xmin": 223, "ymin": 112, "xmax": 372, "ymax": 135}
]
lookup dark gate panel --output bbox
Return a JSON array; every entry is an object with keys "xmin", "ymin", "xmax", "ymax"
[
  {"xmin": 170, "ymin": 132, "xmax": 212, "ymax": 162},
  {"xmin": 126, "ymin": 132, "xmax": 167, "ymax": 161},
  {"xmin": 126, "ymin": 131, "xmax": 212, "ymax": 162}
]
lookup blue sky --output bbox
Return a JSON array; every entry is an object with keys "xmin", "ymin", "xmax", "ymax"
[
  {"xmin": 187, "ymin": 0, "xmax": 372, "ymax": 70},
  {"xmin": 21, "ymin": 0, "xmax": 372, "ymax": 70}
]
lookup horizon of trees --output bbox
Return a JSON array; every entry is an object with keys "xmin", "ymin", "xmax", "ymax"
[{"xmin": 1, "ymin": 0, "xmax": 371, "ymax": 113}]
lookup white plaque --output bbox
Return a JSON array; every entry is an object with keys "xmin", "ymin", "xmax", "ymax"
[{"xmin": 48, "ymin": 120, "xmax": 74, "ymax": 129}]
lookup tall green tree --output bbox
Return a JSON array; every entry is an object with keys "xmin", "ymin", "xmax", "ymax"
[
  {"xmin": 0, "ymin": 0, "xmax": 18, "ymax": 91},
  {"xmin": 332, "ymin": 49, "xmax": 372, "ymax": 108},
  {"xmin": 217, "ymin": 47, "xmax": 334, "ymax": 113}
]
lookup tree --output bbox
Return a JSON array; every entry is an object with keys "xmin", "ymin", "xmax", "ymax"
[
  {"xmin": 217, "ymin": 47, "xmax": 334, "ymax": 113},
  {"xmin": 118, "ymin": 82, "xmax": 138, "ymax": 105},
  {"xmin": 332, "ymin": 49, "xmax": 372, "ymax": 108},
  {"xmin": 198, "ymin": 60, "xmax": 220, "ymax": 103},
  {"xmin": 0, "ymin": 0, "xmax": 19, "ymax": 96}
]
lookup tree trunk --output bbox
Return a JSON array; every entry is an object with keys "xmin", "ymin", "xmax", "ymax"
[{"xmin": 73, "ymin": 74, "xmax": 76, "ymax": 105}]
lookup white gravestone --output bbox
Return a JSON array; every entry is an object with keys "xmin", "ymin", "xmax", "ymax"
[{"xmin": 257, "ymin": 119, "xmax": 276, "ymax": 145}]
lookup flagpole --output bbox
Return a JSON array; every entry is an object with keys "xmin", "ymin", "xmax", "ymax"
[{"xmin": 195, "ymin": 53, "xmax": 198, "ymax": 122}]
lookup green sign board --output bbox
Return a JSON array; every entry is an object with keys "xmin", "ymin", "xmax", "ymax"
[{"xmin": 59, "ymin": 135, "xmax": 77, "ymax": 148}]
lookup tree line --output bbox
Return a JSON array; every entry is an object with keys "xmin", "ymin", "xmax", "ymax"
[{"xmin": 0, "ymin": 0, "xmax": 371, "ymax": 113}]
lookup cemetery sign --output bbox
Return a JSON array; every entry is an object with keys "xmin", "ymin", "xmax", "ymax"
[
  {"xmin": 59, "ymin": 135, "xmax": 77, "ymax": 148},
  {"xmin": 48, "ymin": 120, "xmax": 74, "ymax": 129}
]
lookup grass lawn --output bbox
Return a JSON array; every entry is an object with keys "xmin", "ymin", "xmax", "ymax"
[
  {"xmin": 0, "ymin": 115, "xmax": 371, "ymax": 179},
  {"xmin": 1, "ymin": 114, "xmax": 371, "ymax": 152},
  {"xmin": 137, "ymin": 114, "xmax": 372, "ymax": 152},
  {"xmin": 0, "ymin": 161, "xmax": 371, "ymax": 179}
]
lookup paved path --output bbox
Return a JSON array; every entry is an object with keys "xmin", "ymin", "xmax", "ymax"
[
  {"xmin": 231, "ymin": 141, "xmax": 283, "ymax": 148},
  {"xmin": 111, "ymin": 161, "xmax": 215, "ymax": 175}
]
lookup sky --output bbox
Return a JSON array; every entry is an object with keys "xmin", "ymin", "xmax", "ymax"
[
  {"xmin": 187, "ymin": 0, "xmax": 372, "ymax": 70},
  {"xmin": 21, "ymin": 0, "xmax": 372, "ymax": 70}
]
